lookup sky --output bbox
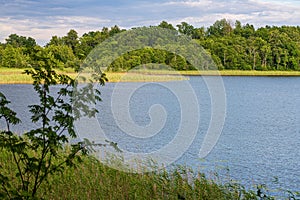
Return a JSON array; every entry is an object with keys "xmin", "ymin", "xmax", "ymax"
[{"xmin": 0, "ymin": 0, "xmax": 300, "ymax": 45}]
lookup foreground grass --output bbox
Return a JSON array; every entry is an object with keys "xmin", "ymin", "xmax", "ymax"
[
  {"xmin": 1, "ymin": 68, "xmax": 300, "ymax": 84},
  {"xmin": 1, "ymin": 145, "xmax": 299, "ymax": 199},
  {"xmin": 0, "ymin": 149, "xmax": 259, "ymax": 200}
]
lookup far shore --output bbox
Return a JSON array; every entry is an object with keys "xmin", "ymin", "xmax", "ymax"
[{"xmin": 1, "ymin": 68, "xmax": 300, "ymax": 84}]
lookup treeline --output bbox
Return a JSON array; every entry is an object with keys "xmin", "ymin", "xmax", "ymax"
[{"xmin": 0, "ymin": 19, "xmax": 300, "ymax": 71}]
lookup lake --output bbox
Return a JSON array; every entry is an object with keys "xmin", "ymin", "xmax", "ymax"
[{"xmin": 0, "ymin": 76, "xmax": 299, "ymax": 195}]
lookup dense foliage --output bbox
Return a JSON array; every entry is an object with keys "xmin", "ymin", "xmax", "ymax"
[{"xmin": 0, "ymin": 19, "xmax": 300, "ymax": 71}]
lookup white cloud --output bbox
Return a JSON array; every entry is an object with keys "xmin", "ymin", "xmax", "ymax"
[
  {"xmin": 158, "ymin": 0, "xmax": 300, "ymax": 27},
  {"xmin": 0, "ymin": 0, "xmax": 299, "ymax": 45},
  {"xmin": 164, "ymin": 0, "xmax": 213, "ymax": 7},
  {"xmin": 0, "ymin": 16, "xmax": 111, "ymax": 45}
]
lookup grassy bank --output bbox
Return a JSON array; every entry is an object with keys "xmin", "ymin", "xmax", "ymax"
[
  {"xmin": 1, "ymin": 140, "xmax": 299, "ymax": 199},
  {"xmin": 0, "ymin": 149, "xmax": 261, "ymax": 200},
  {"xmin": 1, "ymin": 68, "xmax": 300, "ymax": 84},
  {"xmin": 0, "ymin": 68, "xmax": 187, "ymax": 84},
  {"xmin": 200, "ymin": 70, "xmax": 300, "ymax": 76},
  {"xmin": 129, "ymin": 69, "xmax": 300, "ymax": 76},
  {"xmin": 0, "ymin": 68, "xmax": 77, "ymax": 84}
]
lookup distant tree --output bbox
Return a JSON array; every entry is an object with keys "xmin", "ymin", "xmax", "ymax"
[
  {"xmin": 152, "ymin": 49, "xmax": 167, "ymax": 64},
  {"xmin": 5, "ymin": 34, "xmax": 36, "ymax": 49},
  {"xmin": 2, "ymin": 19, "xmax": 300, "ymax": 72},
  {"xmin": 76, "ymin": 31, "xmax": 102, "ymax": 59},
  {"xmin": 62, "ymin": 29, "xmax": 79, "ymax": 53},
  {"xmin": 140, "ymin": 47, "xmax": 154, "ymax": 64},
  {"xmin": 1, "ymin": 45, "xmax": 30, "ymax": 68},
  {"xmin": 169, "ymin": 54, "xmax": 188, "ymax": 70},
  {"xmin": 233, "ymin": 20, "xmax": 242, "ymax": 35},
  {"xmin": 257, "ymin": 39, "xmax": 271, "ymax": 70},
  {"xmin": 177, "ymin": 22, "xmax": 195, "ymax": 36},
  {"xmin": 47, "ymin": 36, "xmax": 64, "ymax": 46},
  {"xmin": 101, "ymin": 27, "xmax": 110, "ymax": 40},
  {"xmin": 192, "ymin": 27, "xmax": 206, "ymax": 40},
  {"xmin": 158, "ymin": 21, "xmax": 176, "ymax": 30},
  {"xmin": 207, "ymin": 19, "xmax": 233, "ymax": 37},
  {"xmin": 247, "ymin": 37, "xmax": 262, "ymax": 70},
  {"xmin": 0, "ymin": 45, "xmax": 4, "ymax": 64},
  {"xmin": 255, "ymin": 27, "xmax": 270, "ymax": 41},
  {"xmin": 109, "ymin": 25, "xmax": 124, "ymax": 36},
  {"xmin": 240, "ymin": 23, "xmax": 255, "ymax": 38},
  {"xmin": 45, "ymin": 44, "xmax": 80, "ymax": 70},
  {"xmin": 4, "ymin": 34, "xmax": 37, "ymax": 57},
  {"xmin": 268, "ymin": 30, "xmax": 289, "ymax": 70}
]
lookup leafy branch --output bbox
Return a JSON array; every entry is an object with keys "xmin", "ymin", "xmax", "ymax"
[{"xmin": 0, "ymin": 49, "xmax": 107, "ymax": 199}]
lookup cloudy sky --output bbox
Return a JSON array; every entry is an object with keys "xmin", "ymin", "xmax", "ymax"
[{"xmin": 1, "ymin": 0, "xmax": 300, "ymax": 45}]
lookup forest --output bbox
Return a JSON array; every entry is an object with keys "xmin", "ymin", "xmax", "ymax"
[{"xmin": 1, "ymin": 19, "xmax": 300, "ymax": 71}]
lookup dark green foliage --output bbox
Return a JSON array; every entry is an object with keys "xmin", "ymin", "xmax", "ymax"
[
  {"xmin": 107, "ymin": 48, "xmax": 195, "ymax": 71},
  {"xmin": 44, "ymin": 44, "xmax": 80, "ymax": 70},
  {"xmin": 5, "ymin": 34, "xmax": 37, "ymax": 49},
  {"xmin": 177, "ymin": 22, "xmax": 195, "ymax": 36},
  {"xmin": 207, "ymin": 19, "xmax": 233, "ymax": 37},
  {"xmin": 158, "ymin": 21, "xmax": 176, "ymax": 30},
  {"xmin": 0, "ymin": 45, "xmax": 30, "ymax": 68}
]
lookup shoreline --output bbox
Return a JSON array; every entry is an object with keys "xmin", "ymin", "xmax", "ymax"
[{"xmin": 1, "ymin": 69, "xmax": 300, "ymax": 84}]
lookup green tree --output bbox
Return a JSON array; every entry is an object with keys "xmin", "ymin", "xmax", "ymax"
[
  {"xmin": 101, "ymin": 27, "xmax": 110, "ymax": 40},
  {"xmin": 259, "ymin": 41, "xmax": 271, "ymax": 70},
  {"xmin": 192, "ymin": 27, "xmax": 206, "ymax": 40},
  {"xmin": 158, "ymin": 21, "xmax": 176, "ymax": 30},
  {"xmin": 169, "ymin": 54, "xmax": 188, "ymax": 70},
  {"xmin": 140, "ymin": 47, "xmax": 154, "ymax": 64},
  {"xmin": 238, "ymin": 23, "xmax": 255, "ymax": 38},
  {"xmin": 152, "ymin": 49, "xmax": 167, "ymax": 64},
  {"xmin": 177, "ymin": 22, "xmax": 195, "ymax": 36},
  {"xmin": 62, "ymin": 29, "xmax": 79, "ymax": 53},
  {"xmin": 5, "ymin": 34, "xmax": 36, "ymax": 49},
  {"xmin": 207, "ymin": 19, "xmax": 233, "ymax": 37},
  {"xmin": 46, "ymin": 36, "xmax": 64, "ymax": 46},
  {"xmin": 5, "ymin": 34, "xmax": 37, "ymax": 57},
  {"xmin": 76, "ymin": 31, "xmax": 103, "ymax": 59},
  {"xmin": 45, "ymin": 44, "xmax": 80, "ymax": 70},
  {"xmin": 3, "ymin": 19, "xmax": 300, "ymax": 72},
  {"xmin": 233, "ymin": 20, "xmax": 242, "ymax": 35},
  {"xmin": 1, "ymin": 45, "xmax": 30, "ymax": 68},
  {"xmin": 247, "ymin": 37, "xmax": 264, "ymax": 70},
  {"xmin": 0, "ymin": 45, "xmax": 4, "ymax": 65},
  {"xmin": 109, "ymin": 25, "xmax": 124, "ymax": 36},
  {"xmin": 0, "ymin": 49, "xmax": 107, "ymax": 199}
]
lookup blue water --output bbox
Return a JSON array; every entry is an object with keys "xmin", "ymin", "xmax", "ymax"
[{"xmin": 1, "ymin": 76, "xmax": 299, "ymax": 196}]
